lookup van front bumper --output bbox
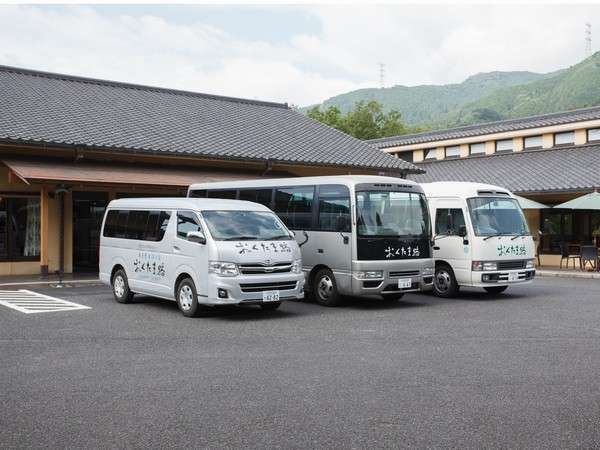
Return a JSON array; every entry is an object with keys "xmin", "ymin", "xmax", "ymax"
[
  {"xmin": 350, "ymin": 258, "xmax": 435, "ymax": 296},
  {"xmin": 201, "ymin": 272, "xmax": 305, "ymax": 306},
  {"xmin": 471, "ymin": 269, "xmax": 536, "ymax": 287}
]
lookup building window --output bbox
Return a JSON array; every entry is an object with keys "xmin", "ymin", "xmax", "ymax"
[
  {"xmin": 495, "ymin": 139, "xmax": 513, "ymax": 153},
  {"xmin": 396, "ymin": 151, "xmax": 413, "ymax": 163},
  {"xmin": 469, "ymin": 143, "xmax": 485, "ymax": 155},
  {"xmin": 554, "ymin": 131, "xmax": 574, "ymax": 146},
  {"xmin": 524, "ymin": 135, "xmax": 543, "ymax": 149},
  {"xmin": 587, "ymin": 128, "xmax": 600, "ymax": 142},
  {"xmin": 423, "ymin": 149, "xmax": 436, "ymax": 160},
  {"xmin": 0, "ymin": 196, "xmax": 41, "ymax": 260},
  {"xmin": 444, "ymin": 146, "xmax": 460, "ymax": 159}
]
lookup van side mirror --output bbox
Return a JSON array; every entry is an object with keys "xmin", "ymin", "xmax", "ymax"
[
  {"xmin": 187, "ymin": 231, "xmax": 206, "ymax": 244},
  {"xmin": 458, "ymin": 225, "xmax": 467, "ymax": 238}
]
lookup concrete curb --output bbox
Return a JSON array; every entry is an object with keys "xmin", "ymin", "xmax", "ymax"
[{"xmin": 536, "ymin": 270, "xmax": 600, "ymax": 280}]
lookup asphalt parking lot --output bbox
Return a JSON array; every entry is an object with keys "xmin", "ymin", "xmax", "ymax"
[{"xmin": 2, "ymin": 277, "xmax": 600, "ymax": 449}]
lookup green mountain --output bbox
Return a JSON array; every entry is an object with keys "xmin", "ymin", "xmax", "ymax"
[{"xmin": 307, "ymin": 52, "xmax": 600, "ymax": 129}]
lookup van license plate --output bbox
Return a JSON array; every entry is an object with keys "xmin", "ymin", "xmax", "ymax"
[
  {"xmin": 508, "ymin": 273, "xmax": 518, "ymax": 282},
  {"xmin": 262, "ymin": 290, "xmax": 280, "ymax": 302},
  {"xmin": 398, "ymin": 278, "xmax": 412, "ymax": 289}
]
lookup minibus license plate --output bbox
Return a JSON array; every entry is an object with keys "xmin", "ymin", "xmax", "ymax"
[
  {"xmin": 508, "ymin": 273, "xmax": 519, "ymax": 282},
  {"xmin": 262, "ymin": 290, "xmax": 280, "ymax": 302},
  {"xmin": 398, "ymin": 278, "xmax": 412, "ymax": 289}
]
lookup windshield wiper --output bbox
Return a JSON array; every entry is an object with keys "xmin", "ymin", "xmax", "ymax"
[
  {"xmin": 224, "ymin": 236, "xmax": 258, "ymax": 241},
  {"xmin": 266, "ymin": 235, "xmax": 292, "ymax": 240},
  {"xmin": 483, "ymin": 233, "xmax": 512, "ymax": 241},
  {"xmin": 510, "ymin": 233, "xmax": 531, "ymax": 240}
]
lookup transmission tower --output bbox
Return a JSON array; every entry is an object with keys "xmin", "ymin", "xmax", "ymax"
[
  {"xmin": 378, "ymin": 62, "xmax": 385, "ymax": 89},
  {"xmin": 585, "ymin": 22, "xmax": 592, "ymax": 57}
]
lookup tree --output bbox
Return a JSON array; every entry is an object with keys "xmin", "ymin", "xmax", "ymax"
[{"xmin": 306, "ymin": 100, "xmax": 415, "ymax": 140}]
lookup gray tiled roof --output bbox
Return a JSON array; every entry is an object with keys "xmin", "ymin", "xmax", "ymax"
[
  {"xmin": 0, "ymin": 65, "xmax": 421, "ymax": 174},
  {"xmin": 369, "ymin": 106, "xmax": 600, "ymax": 149},
  {"xmin": 409, "ymin": 144, "xmax": 600, "ymax": 193}
]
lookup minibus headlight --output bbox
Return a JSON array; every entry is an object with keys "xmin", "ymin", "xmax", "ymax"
[
  {"xmin": 354, "ymin": 270, "xmax": 383, "ymax": 279},
  {"xmin": 208, "ymin": 261, "xmax": 239, "ymax": 277},
  {"xmin": 291, "ymin": 259, "xmax": 302, "ymax": 274},
  {"xmin": 472, "ymin": 261, "xmax": 498, "ymax": 271},
  {"xmin": 422, "ymin": 267, "xmax": 434, "ymax": 275},
  {"xmin": 526, "ymin": 259, "xmax": 535, "ymax": 269}
]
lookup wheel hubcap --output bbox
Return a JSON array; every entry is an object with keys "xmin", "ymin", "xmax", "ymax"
[
  {"xmin": 114, "ymin": 275, "xmax": 125, "ymax": 297},
  {"xmin": 317, "ymin": 275, "xmax": 333, "ymax": 299},
  {"xmin": 179, "ymin": 285, "xmax": 194, "ymax": 311},
  {"xmin": 435, "ymin": 270, "xmax": 451, "ymax": 293}
]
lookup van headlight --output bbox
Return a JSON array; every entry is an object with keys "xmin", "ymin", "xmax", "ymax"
[
  {"xmin": 208, "ymin": 261, "xmax": 239, "ymax": 277},
  {"xmin": 291, "ymin": 259, "xmax": 302, "ymax": 274},
  {"xmin": 526, "ymin": 259, "xmax": 535, "ymax": 269},
  {"xmin": 354, "ymin": 270, "xmax": 383, "ymax": 279},
  {"xmin": 472, "ymin": 261, "xmax": 498, "ymax": 271}
]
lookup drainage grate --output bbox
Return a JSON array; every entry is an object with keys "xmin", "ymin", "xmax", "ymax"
[{"xmin": 0, "ymin": 289, "xmax": 91, "ymax": 314}]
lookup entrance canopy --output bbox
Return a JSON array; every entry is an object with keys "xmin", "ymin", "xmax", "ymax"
[{"xmin": 2, "ymin": 157, "xmax": 269, "ymax": 187}]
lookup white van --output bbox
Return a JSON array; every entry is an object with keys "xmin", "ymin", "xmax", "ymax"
[
  {"xmin": 421, "ymin": 182, "xmax": 536, "ymax": 297},
  {"xmin": 99, "ymin": 198, "xmax": 305, "ymax": 317}
]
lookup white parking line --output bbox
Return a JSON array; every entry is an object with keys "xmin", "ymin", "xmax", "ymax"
[{"xmin": 0, "ymin": 289, "xmax": 91, "ymax": 314}]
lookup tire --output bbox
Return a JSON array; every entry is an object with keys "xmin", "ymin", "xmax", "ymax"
[
  {"xmin": 484, "ymin": 286, "xmax": 508, "ymax": 295},
  {"xmin": 176, "ymin": 278, "xmax": 210, "ymax": 317},
  {"xmin": 433, "ymin": 264, "xmax": 459, "ymax": 298},
  {"xmin": 112, "ymin": 268, "xmax": 134, "ymax": 304},
  {"xmin": 381, "ymin": 293, "xmax": 404, "ymax": 301},
  {"xmin": 312, "ymin": 268, "xmax": 342, "ymax": 307},
  {"xmin": 260, "ymin": 301, "xmax": 282, "ymax": 311}
]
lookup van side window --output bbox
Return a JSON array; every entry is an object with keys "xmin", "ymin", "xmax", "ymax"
[
  {"xmin": 207, "ymin": 190, "xmax": 237, "ymax": 200},
  {"xmin": 177, "ymin": 211, "xmax": 202, "ymax": 239},
  {"xmin": 274, "ymin": 186, "xmax": 315, "ymax": 229},
  {"xmin": 239, "ymin": 189, "xmax": 273, "ymax": 208},
  {"xmin": 115, "ymin": 210, "xmax": 130, "ymax": 239},
  {"xmin": 317, "ymin": 185, "xmax": 350, "ymax": 232},
  {"xmin": 127, "ymin": 210, "xmax": 149, "ymax": 240},
  {"xmin": 146, "ymin": 211, "xmax": 171, "ymax": 241},
  {"xmin": 435, "ymin": 208, "xmax": 466, "ymax": 236},
  {"xmin": 189, "ymin": 190, "xmax": 207, "ymax": 198},
  {"xmin": 103, "ymin": 210, "xmax": 119, "ymax": 237}
]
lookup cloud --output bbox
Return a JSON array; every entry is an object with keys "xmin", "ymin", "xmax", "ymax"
[{"xmin": 0, "ymin": 4, "xmax": 598, "ymax": 106}]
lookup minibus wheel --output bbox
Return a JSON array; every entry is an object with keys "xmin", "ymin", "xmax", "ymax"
[
  {"xmin": 484, "ymin": 286, "xmax": 508, "ymax": 294},
  {"xmin": 112, "ymin": 269, "xmax": 134, "ymax": 303},
  {"xmin": 313, "ymin": 268, "xmax": 342, "ymax": 306},
  {"xmin": 261, "ymin": 301, "xmax": 281, "ymax": 311},
  {"xmin": 176, "ymin": 278, "xmax": 209, "ymax": 317},
  {"xmin": 433, "ymin": 264, "xmax": 459, "ymax": 298}
]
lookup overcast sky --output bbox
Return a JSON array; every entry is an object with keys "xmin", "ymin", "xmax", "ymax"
[{"xmin": 0, "ymin": 4, "xmax": 598, "ymax": 106}]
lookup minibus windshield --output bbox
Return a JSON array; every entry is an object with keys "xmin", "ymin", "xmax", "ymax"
[
  {"xmin": 356, "ymin": 191, "xmax": 430, "ymax": 238},
  {"xmin": 202, "ymin": 210, "xmax": 293, "ymax": 241},
  {"xmin": 467, "ymin": 197, "xmax": 530, "ymax": 237}
]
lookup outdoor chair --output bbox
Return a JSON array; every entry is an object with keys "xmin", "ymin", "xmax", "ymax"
[
  {"xmin": 559, "ymin": 243, "xmax": 581, "ymax": 269},
  {"xmin": 580, "ymin": 245, "xmax": 598, "ymax": 271}
]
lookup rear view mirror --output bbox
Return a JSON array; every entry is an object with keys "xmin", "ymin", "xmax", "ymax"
[
  {"xmin": 458, "ymin": 225, "xmax": 468, "ymax": 238},
  {"xmin": 187, "ymin": 231, "xmax": 206, "ymax": 244}
]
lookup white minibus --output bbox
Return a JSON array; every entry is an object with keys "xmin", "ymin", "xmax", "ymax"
[
  {"xmin": 99, "ymin": 198, "xmax": 305, "ymax": 317},
  {"xmin": 421, "ymin": 182, "xmax": 536, "ymax": 297},
  {"xmin": 188, "ymin": 176, "xmax": 434, "ymax": 306}
]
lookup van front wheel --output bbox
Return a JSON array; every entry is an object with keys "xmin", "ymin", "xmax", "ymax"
[
  {"xmin": 433, "ymin": 264, "xmax": 459, "ymax": 298},
  {"xmin": 112, "ymin": 269, "xmax": 134, "ymax": 304},
  {"xmin": 176, "ymin": 278, "xmax": 210, "ymax": 317}
]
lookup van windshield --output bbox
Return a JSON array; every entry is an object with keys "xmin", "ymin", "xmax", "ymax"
[
  {"xmin": 356, "ymin": 191, "xmax": 430, "ymax": 238},
  {"xmin": 202, "ymin": 210, "xmax": 293, "ymax": 241},
  {"xmin": 467, "ymin": 197, "xmax": 530, "ymax": 237}
]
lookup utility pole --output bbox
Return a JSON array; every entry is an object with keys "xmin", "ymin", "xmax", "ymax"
[
  {"xmin": 585, "ymin": 22, "xmax": 592, "ymax": 57},
  {"xmin": 378, "ymin": 62, "xmax": 385, "ymax": 89}
]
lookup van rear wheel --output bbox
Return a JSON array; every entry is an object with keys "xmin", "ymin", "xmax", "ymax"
[
  {"xmin": 176, "ymin": 278, "xmax": 210, "ymax": 317},
  {"xmin": 313, "ymin": 268, "xmax": 342, "ymax": 307},
  {"xmin": 112, "ymin": 269, "xmax": 134, "ymax": 304},
  {"xmin": 484, "ymin": 286, "xmax": 508, "ymax": 294},
  {"xmin": 433, "ymin": 264, "xmax": 459, "ymax": 298}
]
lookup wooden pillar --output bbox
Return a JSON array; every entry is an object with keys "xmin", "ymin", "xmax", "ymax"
[{"xmin": 40, "ymin": 186, "xmax": 49, "ymax": 276}]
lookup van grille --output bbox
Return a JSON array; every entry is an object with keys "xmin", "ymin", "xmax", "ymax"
[
  {"xmin": 389, "ymin": 270, "xmax": 420, "ymax": 278},
  {"xmin": 239, "ymin": 281, "xmax": 297, "ymax": 293},
  {"xmin": 498, "ymin": 260, "xmax": 526, "ymax": 270},
  {"xmin": 239, "ymin": 262, "xmax": 292, "ymax": 274}
]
